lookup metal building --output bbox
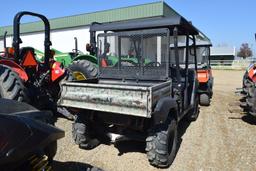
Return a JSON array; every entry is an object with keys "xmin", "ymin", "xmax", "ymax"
[{"xmin": 0, "ymin": 2, "xmax": 181, "ymax": 53}]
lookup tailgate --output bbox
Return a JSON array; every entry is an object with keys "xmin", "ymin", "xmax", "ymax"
[{"xmin": 58, "ymin": 81, "xmax": 171, "ymax": 118}]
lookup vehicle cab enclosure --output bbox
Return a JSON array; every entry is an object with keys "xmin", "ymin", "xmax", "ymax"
[{"xmin": 59, "ymin": 16, "xmax": 200, "ymax": 130}]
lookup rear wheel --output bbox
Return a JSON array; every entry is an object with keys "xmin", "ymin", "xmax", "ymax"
[
  {"xmin": 72, "ymin": 116, "xmax": 100, "ymax": 150},
  {"xmin": 68, "ymin": 60, "xmax": 98, "ymax": 80},
  {"xmin": 199, "ymin": 93, "xmax": 210, "ymax": 106},
  {"xmin": 0, "ymin": 65, "xmax": 29, "ymax": 102},
  {"xmin": 146, "ymin": 116, "xmax": 178, "ymax": 168}
]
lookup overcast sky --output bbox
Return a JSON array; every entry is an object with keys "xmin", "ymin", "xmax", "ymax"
[{"xmin": 0, "ymin": 0, "xmax": 255, "ymax": 49}]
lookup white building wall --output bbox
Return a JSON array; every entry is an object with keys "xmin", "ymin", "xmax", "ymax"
[
  {"xmin": 0, "ymin": 41, "xmax": 3, "ymax": 51},
  {"xmin": 0, "ymin": 26, "xmax": 91, "ymax": 53}
]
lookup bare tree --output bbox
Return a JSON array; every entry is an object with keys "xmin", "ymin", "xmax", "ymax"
[{"xmin": 237, "ymin": 43, "xmax": 253, "ymax": 59}]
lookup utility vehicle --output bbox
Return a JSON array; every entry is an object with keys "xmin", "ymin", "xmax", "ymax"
[
  {"xmin": 170, "ymin": 39, "xmax": 213, "ymax": 106},
  {"xmin": 196, "ymin": 41, "xmax": 213, "ymax": 106},
  {"xmin": 58, "ymin": 15, "xmax": 201, "ymax": 168}
]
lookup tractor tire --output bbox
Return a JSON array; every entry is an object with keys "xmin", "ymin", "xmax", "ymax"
[
  {"xmin": 247, "ymin": 86, "xmax": 255, "ymax": 107},
  {"xmin": 68, "ymin": 60, "xmax": 98, "ymax": 80},
  {"xmin": 247, "ymin": 86, "xmax": 255, "ymax": 109},
  {"xmin": 242, "ymin": 72, "xmax": 248, "ymax": 87},
  {"xmin": 146, "ymin": 116, "xmax": 178, "ymax": 168},
  {"xmin": 199, "ymin": 93, "xmax": 210, "ymax": 106},
  {"xmin": 242, "ymin": 72, "xmax": 253, "ymax": 94},
  {"xmin": 246, "ymin": 85, "xmax": 256, "ymax": 117},
  {"xmin": 72, "ymin": 117, "xmax": 100, "ymax": 150},
  {"xmin": 0, "ymin": 65, "xmax": 29, "ymax": 103}
]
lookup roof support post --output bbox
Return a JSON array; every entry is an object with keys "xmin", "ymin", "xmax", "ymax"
[
  {"xmin": 192, "ymin": 35, "xmax": 198, "ymax": 71},
  {"xmin": 173, "ymin": 27, "xmax": 181, "ymax": 84}
]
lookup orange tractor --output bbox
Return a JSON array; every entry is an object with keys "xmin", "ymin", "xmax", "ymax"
[
  {"xmin": 241, "ymin": 63, "xmax": 256, "ymax": 117},
  {"xmin": 240, "ymin": 34, "xmax": 256, "ymax": 117},
  {"xmin": 0, "ymin": 11, "xmax": 66, "ymax": 111}
]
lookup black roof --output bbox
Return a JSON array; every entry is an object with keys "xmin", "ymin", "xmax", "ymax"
[{"xmin": 90, "ymin": 16, "xmax": 199, "ymax": 35}]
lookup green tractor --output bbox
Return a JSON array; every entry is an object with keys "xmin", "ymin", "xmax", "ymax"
[
  {"xmin": 66, "ymin": 31, "xmax": 152, "ymax": 80},
  {"xmin": 34, "ymin": 37, "xmax": 80, "ymax": 67},
  {"xmin": 39, "ymin": 36, "xmax": 152, "ymax": 80}
]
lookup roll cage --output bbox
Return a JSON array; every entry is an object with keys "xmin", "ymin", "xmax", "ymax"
[
  {"xmin": 170, "ymin": 39, "xmax": 212, "ymax": 69},
  {"xmin": 89, "ymin": 16, "xmax": 201, "ymax": 84}
]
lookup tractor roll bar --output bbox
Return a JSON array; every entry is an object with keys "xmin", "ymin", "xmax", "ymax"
[
  {"xmin": 13, "ymin": 11, "xmax": 52, "ymax": 68},
  {"xmin": 3, "ymin": 31, "xmax": 7, "ymax": 50}
]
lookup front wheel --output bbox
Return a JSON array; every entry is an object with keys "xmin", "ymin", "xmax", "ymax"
[{"xmin": 146, "ymin": 116, "xmax": 178, "ymax": 168}]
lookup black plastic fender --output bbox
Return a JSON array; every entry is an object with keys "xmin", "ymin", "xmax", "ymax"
[
  {"xmin": 0, "ymin": 98, "xmax": 36, "ymax": 114},
  {"xmin": 0, "ymin": 112, "xmax": 65, "ymax": 168},
  {"xmin": 0, "ymin": 98, "xmax": 53, "ymax": 126},
  {"xmin": 152, "ymin": 97, "xmax": 178, "ymax": 125}
]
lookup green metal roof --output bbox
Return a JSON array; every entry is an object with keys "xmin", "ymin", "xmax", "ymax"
[{"xmin": 0, "ymin": 2, "xmax": 167, "ymax": 37}]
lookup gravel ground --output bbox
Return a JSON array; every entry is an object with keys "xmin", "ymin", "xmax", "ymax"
[{"xmin": 53, "ymin": 70, "xmax": 256, "ymax": 171}]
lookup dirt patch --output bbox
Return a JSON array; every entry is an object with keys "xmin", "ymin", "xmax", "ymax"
[{"xmin": 54, "ymin": 70, "xmax": 256, "ymax": 171}]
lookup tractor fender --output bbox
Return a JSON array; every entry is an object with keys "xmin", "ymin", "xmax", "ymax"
[
  {"xmin": 247, "ymin": 66, "xmax": 256, "ymax": 82},
  {"xmin": 0, "ymin": 60, "xmax": 28, "ymax": 81},
  {"xmin": 152, "ymin": 97, "xmax": 178, "ymax": 125},
  {"xmin": 51, "ymin": 61, "xmax": 66, "ymax": 82},
  {"xmin": 72, "ymin": 54, "xmax": 98, "ymax": 65}
]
